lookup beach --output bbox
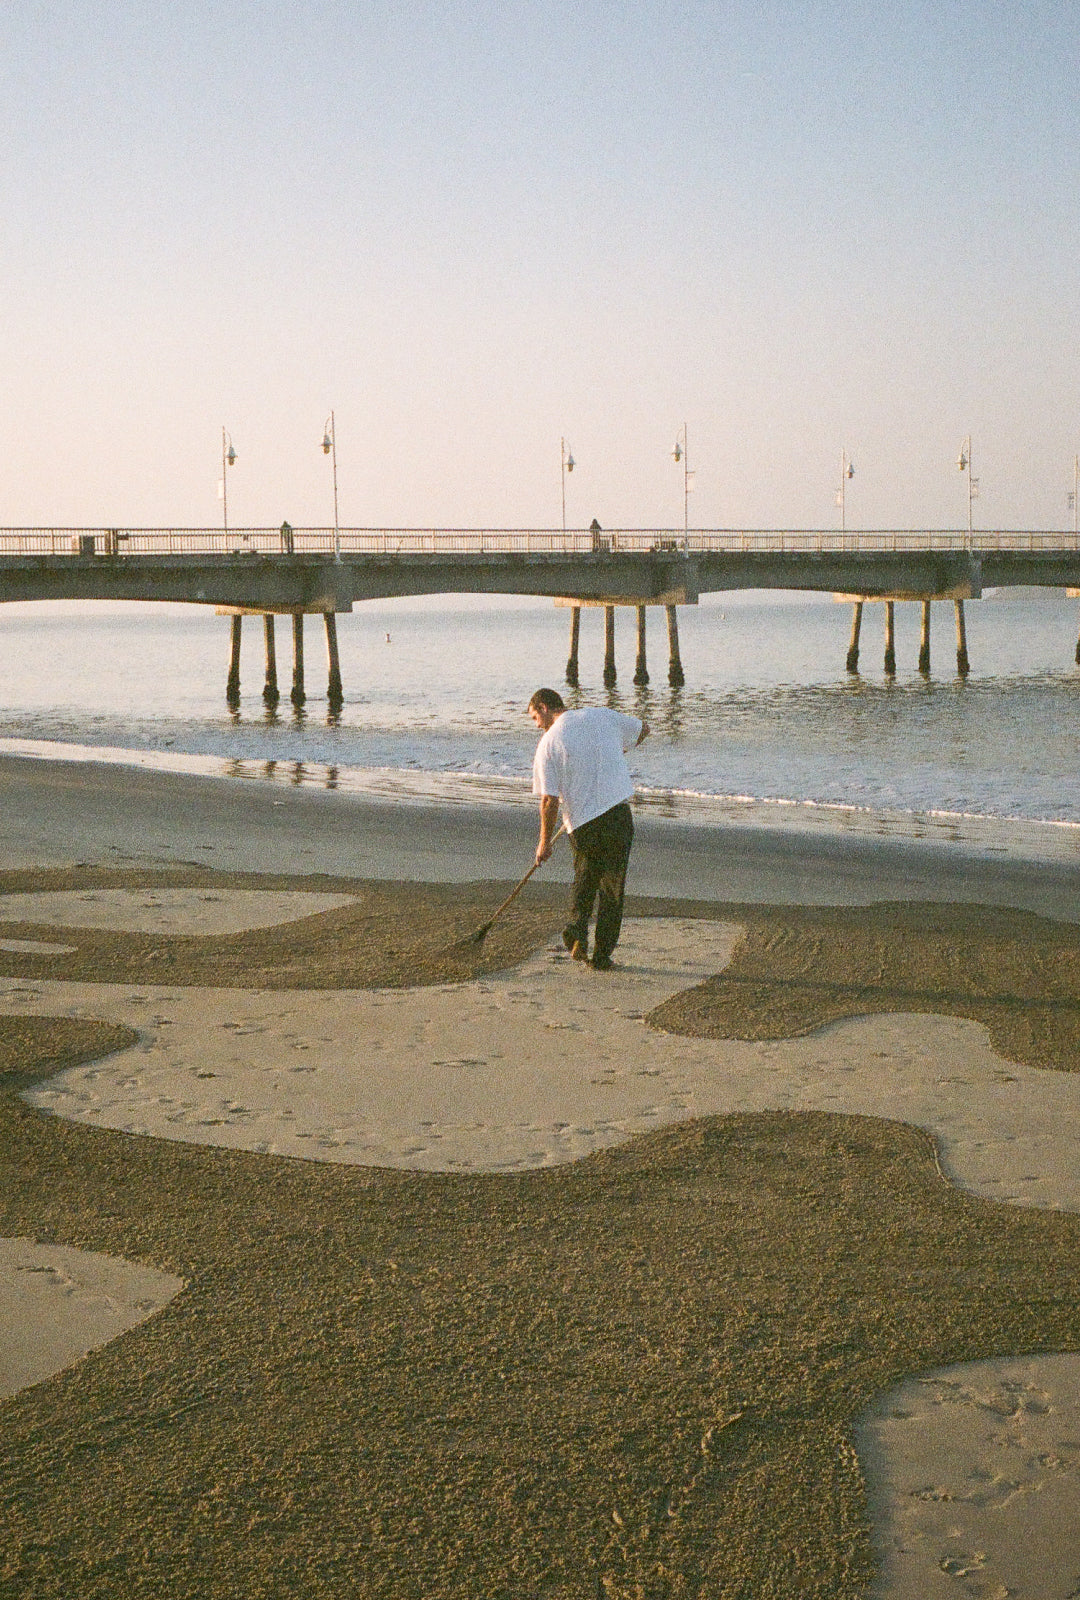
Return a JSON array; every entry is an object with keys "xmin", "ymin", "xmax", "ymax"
[{"xmin": 3, "ymin": 752, "xmax": 1080, "ymax": 1597}]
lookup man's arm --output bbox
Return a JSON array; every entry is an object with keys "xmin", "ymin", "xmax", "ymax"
[
  {"xmin": 535, "ymin": 794, "xmax": 560, "ymax": 866},
  {"xmin": 635, "ymin": 720, "xmax": 650, "ymax": 746}
]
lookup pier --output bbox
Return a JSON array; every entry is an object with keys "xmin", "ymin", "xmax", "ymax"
[{"xmin": 2, "ymin": 526, "xmax": 1080, "ymax": 698}]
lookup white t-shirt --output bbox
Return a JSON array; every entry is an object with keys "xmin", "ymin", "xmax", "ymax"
[{"xmin": 532, "ymin": 707, "xmax": 643, "ymax": 832}]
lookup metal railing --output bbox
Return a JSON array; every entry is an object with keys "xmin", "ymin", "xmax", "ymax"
[{"xmin": 2, "ymin": 527, "xmax": 1080, "ymax": 558}]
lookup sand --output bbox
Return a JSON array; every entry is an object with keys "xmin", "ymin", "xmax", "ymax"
[
  {"xmin": 3, "ymin": 750, "xmax": 1079, "ymax": 920},
  {"xmin": 4, "ymin": 757, "xmax": 1080, "ymax": 1595},
  {"xmin": 0, "ymin": 1237, "xmax": 183, "ymax": 1400},
  {"xmin": 857, "ymin": 1354, "xmax": 1080, "ymax": 1599},
  {"xmin": 0, "ymin": 888, "xmax": 359, "ymax": 935}
]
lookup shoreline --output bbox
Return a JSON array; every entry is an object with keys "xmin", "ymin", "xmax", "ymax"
[
  {"xmin": 4, "ymin": 731, "xmax": 1080, "ymax": 867},
  {"xmin": 2, "ymin": 749, "xmax": 1079, "ymax": 922}
]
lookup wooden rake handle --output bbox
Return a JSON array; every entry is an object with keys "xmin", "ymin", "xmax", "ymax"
[{"xmin": 477, "ymin": 822, "xmax": 567, "ymax": 936}]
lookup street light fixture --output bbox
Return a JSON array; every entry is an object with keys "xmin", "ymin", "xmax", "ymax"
[
  {"xmin": 672, "ymin": 423, "xmax": 692, "ymax": 551},
  {"xmin": 560, "ymin": 437, "xmax": 575, "ymax": 534},
  {"xmin": 220, "ymin": 428, "xmax": 237, "ymax": 537},
  {"xmin": 1069, "ymin": 454, "xmax": 1079, "ymax": 540},
  {"xmin": 836, "ymin": 450, "xmax": 855, "ymax": 533},
  {"xmin": 957, "ymin": 435, "xmax": 978, "ymax": 543},
  {"xmin": 322, "ymin": 411, "xmax": 341, "ymax": 562}
]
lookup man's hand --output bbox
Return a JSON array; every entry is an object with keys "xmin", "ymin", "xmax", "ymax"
[{"xmin": 536, "ymin": 794, "xmax": 560, "ymax": 866}]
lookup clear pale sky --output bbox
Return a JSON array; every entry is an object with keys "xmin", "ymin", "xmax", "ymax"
[{"xmin": 3, "ymin": 1, "xmax": 1078, "ymax": 531}]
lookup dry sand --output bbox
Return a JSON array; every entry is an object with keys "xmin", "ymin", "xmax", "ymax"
[
  {"xmin": 0, "ymin": 1236, "xmax": 183, "ymax": 1400},
  {"xmin": 858, "ymin": 1354, "xmax": 1080, "ymax": 1600},
  {"xmin": 4, "ymin": 761, "xmax": 1080, "ymax": 1595},
  {"xmin": 0, "ymin": 887, "xmax": 359, "ymax": 935}
]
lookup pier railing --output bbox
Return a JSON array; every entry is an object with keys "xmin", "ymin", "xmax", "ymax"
[{"xmin": 2, "ymin": 527, "xmax": 1080, "ymax": 557}]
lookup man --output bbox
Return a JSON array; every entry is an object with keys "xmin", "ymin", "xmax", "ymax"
[{"xmin": 529, "ymin": 688, "xmax": 650, "ymax": 971}]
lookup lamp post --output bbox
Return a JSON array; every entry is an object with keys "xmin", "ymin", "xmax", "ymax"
[
  {"xmin": 957, "ymin": 436, "xmax": 978, "ymax": 543},
  {"xmin": 560, "ymin": 438, "xmax": 575, "ymax": 534},
  {"xmin": 220, "ymin": 428, "xmax": 237, "ymax": 537},
  {"xmin": 671, "ymin": 423, "xmax": 691, "ymax": 551},
  {"xmin": 1070, "ymin": 454, "xmax": 1079, "ymax": 540},
  {"xmin": 321, "ymin": 412, "xmax": 341, "ymax": 562},
  {"xmin": 836, "ymin": 449, "xmax": 855, "ymax": 532}
]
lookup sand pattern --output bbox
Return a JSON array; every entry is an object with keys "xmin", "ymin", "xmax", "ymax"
[
  {"xmin": 5, "ymin": 883, "xmax": 1080, "ymax": 1597},
  {"xmin": 3, "ymin": 918, "xmax": 1080, "ymax": 1218}
]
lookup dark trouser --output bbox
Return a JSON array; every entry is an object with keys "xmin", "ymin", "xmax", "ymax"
[{"xmin": 567, "ymin": 802, "xmax": 634, "ymax": 960}]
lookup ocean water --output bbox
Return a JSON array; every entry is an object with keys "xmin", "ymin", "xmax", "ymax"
[{"xmin": 1, "ymin": 588, "xmax": 1078, "ymax": 864}]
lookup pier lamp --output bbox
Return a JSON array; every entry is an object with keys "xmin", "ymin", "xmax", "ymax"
[
  {"xmin": 560, "ymin": 438, "xmax": 575, "ymax": 534},
  {"xmin": 321, "ymin": 412, "xmax": 341, "ymax": 562},
  {"xmin": 672, "ymin": 424, "xmax": 692, "ymax": 552},
  {"xmin": 836, "ymin": 450, "xmax": 855, "ymax": 532},
  {"xmin": 957, "ymin": 436, "xmax": 977, "ymax": 543},
  {"xmin": 220, "ymin": 428, "xmax": 237, "ymax": 537},
  {"xmin": 1071, "ymin": 454, "xmax": 1078, "ymax": 540}
]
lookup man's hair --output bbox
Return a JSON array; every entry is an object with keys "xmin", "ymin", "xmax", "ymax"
[{"xmin": 528, "ymin": 688, "xmax": 565, "ymax": 714}]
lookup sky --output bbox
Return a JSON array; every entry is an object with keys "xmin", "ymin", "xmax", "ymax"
[{"xmin": 2, "ymin": 0, "xmax": 1079, "ymax": 532}]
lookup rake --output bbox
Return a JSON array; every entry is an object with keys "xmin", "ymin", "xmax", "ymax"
[{"xmin": 459, "ymin": 823, "xmax": 567, "ymax": 945}]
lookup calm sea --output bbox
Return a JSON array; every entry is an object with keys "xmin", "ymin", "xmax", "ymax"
[{"xmin": 1, "ymin": 588, "xmax": 1078, "ymax": 865}]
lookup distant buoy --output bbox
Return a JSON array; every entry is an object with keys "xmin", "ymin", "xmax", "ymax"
[{"xmin": 385, "ymin": 632, "xmax": 391, "ymax": 643}]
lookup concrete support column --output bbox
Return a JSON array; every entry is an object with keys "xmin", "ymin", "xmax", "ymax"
[
  {"xmin": 226, "ymin": 614, "xmax": 242, "ymax": 703},
  {"xmin": 565, "ymin": 605, "xmax": 581, "ymax": 686},
  {"xmin": 955, "ymin": 599, "xmax": 970, "ymax": 676},
  {"xmin": 666, "ymin": 605, "xmax": 685, "ymax": 687},
  {"xmin": 603, "ymin": 605, "xmax": 617, "ymax": 686},
  {"xmin": 633, "ymin": 605, "xmax": 649, "ymax": 685},
  {"xmin": 262, "ymin": 614, "xmax": 279, "ymax": 705},
  {"xmin": 325, "ymin": 613, "xmax": 343, "ymax": 707},
  {"xmin": 884, "ymin": 601, "xmax": 896, "ymax": 676},
  {"xmin": 291, "ymin": 614, "xmax": 306, "ymax": 707},
  {"xmin": 846, "ymin": 601, "xmax": 863, "ymax": 673},
  {"xmin": 918, "ymin": 600, "xmax": 932, "ymax": 674}
]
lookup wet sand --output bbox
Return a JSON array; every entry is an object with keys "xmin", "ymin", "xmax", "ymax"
[{"xmin": 3, "ymin": 750, "xmax": 1079, "ymax": 919}]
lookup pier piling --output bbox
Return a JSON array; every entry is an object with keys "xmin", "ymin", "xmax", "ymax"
[
  {"xmin": 603, "ymin": 605, "xmax": 617, "ymax": 686},
  {"xmin": 262, "ymin": 614, "xmax": 279, "ymax": 704},
  {"xmin": 325, "ymin": 613, "xmax": 343, "ymax": 707},
  {"xmin": 633, "ymin": 606, "xmax": 649, "ymax": 685},
  {"xmin": 291, "ymin": 614, "xmax": 306, "ymax": 707},
  {"xmin": 884, "ymin": 601, "xmax": 896, "ymax": 675},
  {"xmin": 226, "ymin": 614, "xmax": 242, "ymax": 703},
  {"xmin": 955, "ymin": 599, "xmax": 970, "ymax": 676},
  {"xmin": 846, "ymin": 601, "xmax": 863, "ymax": 673},
  {"xmin": 918, "ymin": 600, "xmax": 932, "ymax": 674},
  {"xmin": 565, "ymin": 605, "xmax": 580, "ymax": 686},
  {"xmin": 666, "ymin": 605, "xmax": 685, "ymax": 686}
]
